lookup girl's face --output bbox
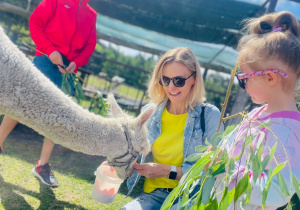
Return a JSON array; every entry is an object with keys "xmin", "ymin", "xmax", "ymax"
[
  {"xmin": 161, "ymin": 62, "xmax": 195, "ymax": 106},
  {"xmin": 240, "ymin": 64, "xmax": 270, "ymax": 104}
]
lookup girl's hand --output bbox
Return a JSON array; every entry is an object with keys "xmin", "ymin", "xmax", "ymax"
[
  {"xmin": 134, "ymin": 163, "xmax": 170, "ymax": 179},
  {"xmin": 66, "ymin": 62, "xmax": 76, "ymax": 73},
  {"xmin": 49, "ymin": 51, "xmax": 65, "ymax": 73}
]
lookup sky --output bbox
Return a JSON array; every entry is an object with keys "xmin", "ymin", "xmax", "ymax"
[{"xmin": 100, "ymin": 0, "xmax": 300, "ymax": 59}]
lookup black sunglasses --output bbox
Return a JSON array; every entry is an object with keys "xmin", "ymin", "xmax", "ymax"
[
  {"xmin": 159, "ymin": 72, "xmax": 195, "ymax": 88},
  {"xmin": 235, "ymin": 72, "xmax": 247, "ymax": 89}
]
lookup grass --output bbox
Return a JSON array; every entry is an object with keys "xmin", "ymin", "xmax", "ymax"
[{"xmin": 0, "ymin": 126, "xmax": 144, "ymax": 209}]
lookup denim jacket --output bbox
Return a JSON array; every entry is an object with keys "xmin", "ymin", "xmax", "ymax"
[{"xmin": 126, "ymin": 100, "xmax": 222, "ymax": 196}]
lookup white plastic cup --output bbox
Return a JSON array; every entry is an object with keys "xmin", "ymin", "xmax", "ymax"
[{"xmin": 92, "ymin": 161, "xmax": 124, "ymax": 204}]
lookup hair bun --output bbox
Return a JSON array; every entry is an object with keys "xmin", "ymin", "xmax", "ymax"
[
  {"xmin": 275, "ymin": 12, "xmax": 300, "ymax": 37},
  {"xmin": 259, "ymin": 21, "xmax": 273, "ymax": 33}
]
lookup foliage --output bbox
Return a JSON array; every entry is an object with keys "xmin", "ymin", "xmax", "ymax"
[
  {"xmin": 89, "ymin": 92, "xmax": 109, "ymax": 117},
  {"xmin": 161, "ymin": 114, "xmax": 300, "ymax": 210},
  {"xmin": 88, "ymin": 42, "xmax": 156, "ymax": 89},
  {"xmin": 62, "ymin": 71, "xmax": 109, "ymax": 117},
  {"xmin": 62, "ymin": 71, "xmax": 85, "ymax": 104}
]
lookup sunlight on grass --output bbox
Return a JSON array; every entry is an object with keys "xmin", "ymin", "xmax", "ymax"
[{"xmin": 0, "ymin": 131, "xmax": 137, "ymax": 209}]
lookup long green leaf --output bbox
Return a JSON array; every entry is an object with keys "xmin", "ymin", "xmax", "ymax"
[
  {"xmin": 234, "ymin": 172, "xmax": 249, "ymax": 203},
  {"xmin": 161, "ymin": 185, "xmax": 182, "ymax": 210},
  {"xmin": 212, "ymin": 163, "xmax": 226, "ymax": 176},
  {"xmin": 219, "ymin": 187, "xmax": 229, "ymax": 210},
  {"xmin": 219, "ymin": 188, "xmax": 235, "ymax": 210},
  {"xmin": 205, "ymin": 198, "xmax": 218, "ymax": 210},
  {"xmin": 262, "ymin": 175, "xmax": 273, "ymax": 208},
  {"xmin": 195, "ymin": 145, "xmax": 208, "ymax": 153},
  {"xmin": 201, "ymin": 176, "xmax": 215, "ymax": 205},
  {"xmin": 269, "ymin": 142, "xmax": 277, "ymax": 161},
  {"xmin": 227, "ymin": 158, "xmax": 235, "ymax": 183},
  {"xmin": 255, "ymin": 131, "xmax": 265, "ymax": 151},
  {"xmin": 252, "ymin": 154, "xmax": 260, "ymax": 184},
  {"xmin": 258, "ymin": 119, "xmax": 271, "ymax": 129},
  {"xmin": 261, "ymin": 154, "xmax": 270, "ymax": 172},
  {"xmin": 292, "ymin": 174, "xmax": 300, "ymax": 199},
  {"xmin": 222, "ymin": 124, "xmax": 236, "ymax": 138},
  {"xmin": 184, "ymin": 153, "xmax": 203, "ymax": 162},
  {"xmin": 245, "ymin": 180, "xmax": 252, "ymax": 204},
  {"xmin": 211, "ymin": 132, "xmax": 223, "ymax": 150},
  {"xmin": 277, "ymin": 172, "xmax": 289, "ymax": 197},
  {"xmin": 271, "ymin": 163, "xmax": 286, "ymax": 176}
]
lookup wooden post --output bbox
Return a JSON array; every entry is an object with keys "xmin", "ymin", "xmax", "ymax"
[{"xmin": 203, "ymin": 68, "xmax": 208, "ymax": 81}]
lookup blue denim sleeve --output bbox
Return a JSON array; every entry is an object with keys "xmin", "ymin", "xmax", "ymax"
[
  {"xmin": 181, "ymin": 105, "xmax": 223, "ymax": 175},
  {"xmin": 125, "ymin": 154, "xmax": 145, "ymax": 197},
  {"xmin": 203, "ymin": 105, "xmax": 223, "ymax": 143}
]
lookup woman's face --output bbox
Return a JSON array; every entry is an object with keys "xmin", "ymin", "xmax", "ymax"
[{"xmin": 161, "ymin": 62, "xmax": 195, "ymax": 106}]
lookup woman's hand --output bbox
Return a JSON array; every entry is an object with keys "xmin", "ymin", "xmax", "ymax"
[
  {"xmin": 66, "ymin": 62, "xmax": 76, "ymax": 73},
  {"xmin": 134, "ymin": 163, "xmax": 170, "ymax": 179},
  {"xmin": 49, "ymin": 51, "xmax": 65, "ymax": 73}
]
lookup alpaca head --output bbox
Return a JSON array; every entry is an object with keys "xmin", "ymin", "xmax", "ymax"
[{"xmin": 106, "ymin": 94, "xmax": 154, "ymax": 179}]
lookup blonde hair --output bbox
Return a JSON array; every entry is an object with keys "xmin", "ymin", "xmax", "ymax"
[
  {"xmin": 238, "ymin": 11, "xmax": 300, "ymax": 79},
  {"xmin": 148, "ymin": 47, "xmax": 206, "ymax": 109}
]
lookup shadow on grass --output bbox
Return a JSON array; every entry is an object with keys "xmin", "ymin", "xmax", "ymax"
[
  {"xmin": 3, "ymin": 129, "xmax": 103, "ymax": 179},
  {"xmin": 0, "ymin": 174, "xmax": 89, "ymax": 209},
  {"xmin": 2, "ymin": 124, "xmax": 143, "ymax": 199}
]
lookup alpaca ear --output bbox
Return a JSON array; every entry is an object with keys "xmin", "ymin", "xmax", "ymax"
[
  {"xmin": 107, "ymin": 93, "xmax": 124, "ymax": 117},
  {"xmin": 137, "ymin": 106, "xmax": 154, "ymax": 128}
]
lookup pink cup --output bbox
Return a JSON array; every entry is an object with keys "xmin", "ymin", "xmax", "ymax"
[{"xmin": 92, "ymin": 161, "xmax": 124, "ymax": 204}]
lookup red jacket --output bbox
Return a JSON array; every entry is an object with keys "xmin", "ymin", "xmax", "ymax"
[{"xmin": 29, "ymin": 0, "xmax": 97, "ymax": 73}]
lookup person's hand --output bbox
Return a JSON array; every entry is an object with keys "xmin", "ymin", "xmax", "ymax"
[
  {"xmin": 66, "ymin": 62, "xmax": 76, "ymax": 73},
  {"xmin": 49, "ymin": 51, "xmax": 65, "ymax": 73},
  {"xmin": 134, "ymin": 162, "xmax": 169, "ymax": 179}
]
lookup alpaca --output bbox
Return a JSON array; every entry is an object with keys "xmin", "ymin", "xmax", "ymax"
[{"xmin": 0, "ymin": 26, "xmax": 153, "ymax": 179}]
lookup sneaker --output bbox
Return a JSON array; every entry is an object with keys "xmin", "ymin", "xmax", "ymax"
[{"xmin": 32, "ymin": 161, "xmax": 58, "ymax": 187}]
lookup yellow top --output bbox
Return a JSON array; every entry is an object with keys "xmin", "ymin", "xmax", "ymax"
[{"xmin": 144, "ymin": 108, "xmax": 187, "ymax": 193}]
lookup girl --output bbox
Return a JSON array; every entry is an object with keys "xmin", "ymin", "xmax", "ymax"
[{"xmin": 217, "ymin": 11, "xmax": 300, "ymax": 209}]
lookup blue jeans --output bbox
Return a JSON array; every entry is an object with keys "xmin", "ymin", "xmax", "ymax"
[
  {"xmin": 121, "ymin": 189, "xmax": 170, "ymax": 210},
  {"xmin": 32, "ymin": 54, "xmax": 70, "ymax": 89}
]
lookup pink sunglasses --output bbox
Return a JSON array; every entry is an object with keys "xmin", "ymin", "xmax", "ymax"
[{"xmin": 236, "ymin": 69, "xmax": 288, "ymax": 89}]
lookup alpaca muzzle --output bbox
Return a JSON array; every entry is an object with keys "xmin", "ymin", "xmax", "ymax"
[{"xmin": 107, "ymin": 125, "xmax": 139, "ymax": 178}]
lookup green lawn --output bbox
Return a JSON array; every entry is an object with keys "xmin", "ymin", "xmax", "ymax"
[{"xmin": 0, "ymin": 126, "xmax": 144, "ymax": 209}]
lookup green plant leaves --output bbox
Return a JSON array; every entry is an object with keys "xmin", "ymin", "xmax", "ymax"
[
  {"xmin": 210, "ymin": 132, "xmax": 223, "ymax": 150},
  {"xmin": 222, "ymin": 124, "xmax": 236, "ymax": 138},
  {"xmin": 227, "ymin": 158, "xmax": 235, "ymax": 183},
  {"xmin": 201, "ymin": 176, "xmax": 215, "ymax": 205},
  {"xmin": 195, "ymin": 145, "xmax": 208, "ymax": 153},
  {"xmin": 292, "ymin": 174, "xmax": 300, "ymax": 199},
  {"xmin": 277, "ymin": 172, "xmax": 289, "ymax": 197},
  {"xmin": 234, "ymin": 172, "xmax": 249, "ymax": 203},
  {"xmin": 185, "ymin": 153, "xmax": 203, "ymax": 162},
  {"xmin": 62, "ymin": 72, "xmax": 85, "ymax": 104},
  {"xmin": 162, "ymin": 118, "xmax": 298, "ymax": 210},
  {"xmin": 262, "ymin": 162, "xmax": 286, "ymax": 208}
]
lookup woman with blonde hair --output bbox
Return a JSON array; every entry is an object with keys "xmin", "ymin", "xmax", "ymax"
[{"xmin": 121, "ymin": 47, "xmax": 221, "ymax": 210}]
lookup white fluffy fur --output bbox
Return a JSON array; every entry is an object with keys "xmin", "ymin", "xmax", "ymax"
[{"xmin": 0, "ymin": 26, "xmax": 153, "ymax": 179}]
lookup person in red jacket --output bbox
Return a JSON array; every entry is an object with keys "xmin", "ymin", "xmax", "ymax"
[{"xmin": 0, "ymin": 0, "xmax": 97, "ymax": 187}]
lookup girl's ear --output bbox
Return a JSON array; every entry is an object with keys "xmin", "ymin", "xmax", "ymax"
[{"xmin": 266, "ymin": 72, "xmax": 278, "ymax": 86}]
